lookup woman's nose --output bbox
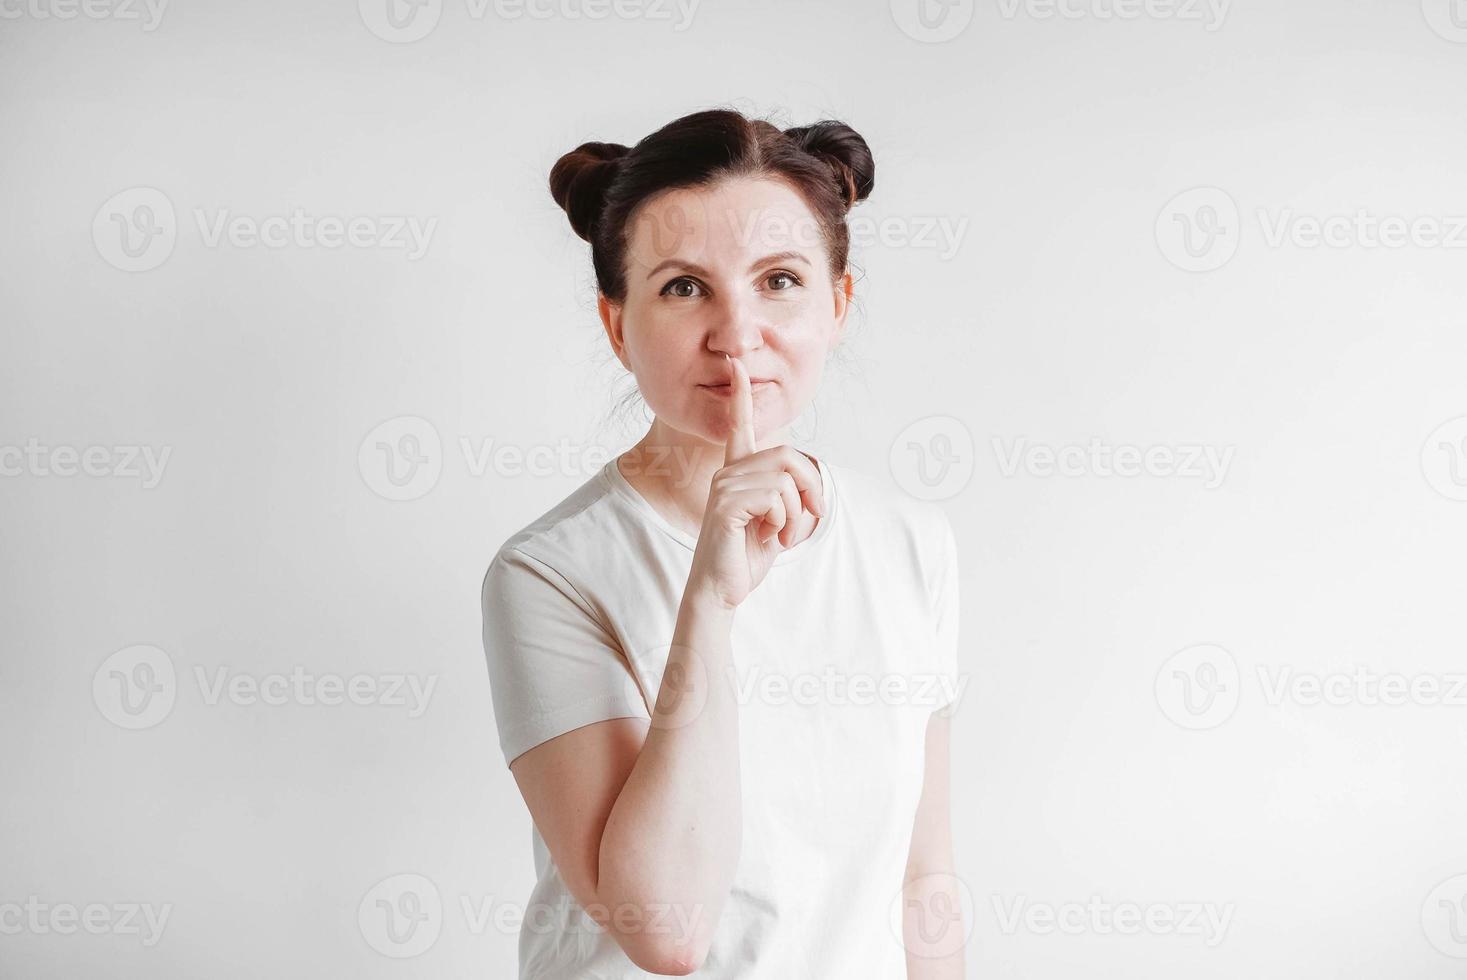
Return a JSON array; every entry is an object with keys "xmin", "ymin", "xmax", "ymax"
[{"xmin": 706, "ymin": 295, "xmax": 764, "ymax": 357}]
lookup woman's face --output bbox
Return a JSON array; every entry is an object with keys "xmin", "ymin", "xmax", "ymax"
[{"xmin": 599, "ymin": 175, "xmax": 853, "ymax": 450}]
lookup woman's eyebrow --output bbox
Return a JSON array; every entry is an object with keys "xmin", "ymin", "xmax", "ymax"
[{"xmin": 643, "ymin": 250, "xmax": 812, "ymax": 281}]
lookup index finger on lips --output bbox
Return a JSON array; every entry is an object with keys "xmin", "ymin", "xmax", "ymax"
[{"xmin": 723, "ymin": 354, "xmax": 756, "ymax": 466}]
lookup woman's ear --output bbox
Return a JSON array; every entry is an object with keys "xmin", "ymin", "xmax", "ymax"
[
  {"xmin": 597, "ymin": 292, "xmax": 630, "ymax": 371},
  {"xmin": 829, "ymin": 271, "xmax": 854, "ymax": 349}
]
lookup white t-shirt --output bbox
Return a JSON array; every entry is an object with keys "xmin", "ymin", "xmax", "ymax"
[{"xmin": 480, "ymin": 451, "xmax": 961, "ymax": 979}]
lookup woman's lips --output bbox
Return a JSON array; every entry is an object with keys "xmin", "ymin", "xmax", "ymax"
[{"xmin": 699, "ymin": 381, "xmax": 775, "ymax": 394}]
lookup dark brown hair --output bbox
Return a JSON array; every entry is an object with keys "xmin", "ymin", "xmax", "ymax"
[{"xmin": 548, "ymin": 107, "xmax": 875, "ymax": 304}]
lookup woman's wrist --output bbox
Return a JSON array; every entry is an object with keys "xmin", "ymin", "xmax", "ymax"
[{"xmin": 681, "ymin": 582, "xmax": 738, "ymax": 619}]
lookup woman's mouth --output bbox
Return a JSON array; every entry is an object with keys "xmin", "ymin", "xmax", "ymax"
[{"xmin": 699, "ymin": 381, "xmax": 775, "ymax": 394}]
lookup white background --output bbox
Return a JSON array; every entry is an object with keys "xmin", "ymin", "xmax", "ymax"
[{"xmin": 3, "ymin": 0, "xmax": 1466, "ymax": 976}]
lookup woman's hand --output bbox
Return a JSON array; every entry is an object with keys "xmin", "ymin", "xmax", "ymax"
[{"xmin": 686, "ymin": 354, "xmax": 826, "ymax": 611}]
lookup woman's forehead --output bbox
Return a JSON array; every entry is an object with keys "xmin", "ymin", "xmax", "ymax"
[
  {"xmin": 627, "ymin": 178, "xmax": 825, "ymax": 269},
  {"xmin": 638, "ymin": 176, "xmax": 813, "ymax": 227}
]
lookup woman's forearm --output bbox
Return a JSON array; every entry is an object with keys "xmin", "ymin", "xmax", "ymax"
[
  {"xmin": 596, "ymin": 586, "xmax": 743, "ymax": 973},
  {"xmin": 903, "ymin": 869, "xmax": 967, "ymax": 979}
]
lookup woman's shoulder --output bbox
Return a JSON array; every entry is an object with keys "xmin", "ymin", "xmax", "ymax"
[
  {"xmin": 482, "ymin": 461, "xmax": 622, "ymax": 584},
  {"xmin": 824, "ymin": 457, "xmax": 955, "ymax": 546},
  {"xmin": 822, "ymin": 458, "xmax": 957, "ymax": 604}
]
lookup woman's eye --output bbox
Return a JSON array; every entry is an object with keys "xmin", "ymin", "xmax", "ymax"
[
  {"xmin": 661, "ymin": 277, "xmax": 703, "ymax": 298},
  {"xmin": 659, "ymin": 272, "xmax": 801, "ymax": 297}
]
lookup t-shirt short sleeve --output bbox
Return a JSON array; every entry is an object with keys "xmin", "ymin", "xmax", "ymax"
[
  {"xmin": 481, "ymin": 546, "xmax": 652, "ymax": 768},
  {"xmin": 931, "ymin": 513, "xmax": 962, "ymax": 718}
]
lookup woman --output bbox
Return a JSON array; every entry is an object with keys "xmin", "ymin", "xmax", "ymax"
[{"xmin": 481, "ymin": 107, "xmax": 965, "ymax": 977}]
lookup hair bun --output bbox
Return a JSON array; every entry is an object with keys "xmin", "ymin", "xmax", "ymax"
[
  {"xmin": 783, "ymin": 121, "xmax": 875, "ymax": 209},
  {"xmin": 548, "ymin": 141, "xmax": 630, "ymax": 242}
]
